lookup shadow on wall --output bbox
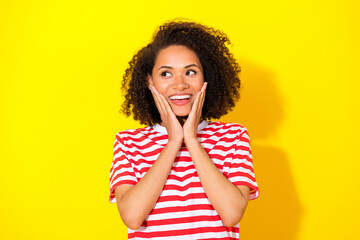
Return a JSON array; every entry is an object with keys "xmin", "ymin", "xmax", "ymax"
[{"xmin": 219, "ymin": 60, "xmax": 303, "ymax": 240}]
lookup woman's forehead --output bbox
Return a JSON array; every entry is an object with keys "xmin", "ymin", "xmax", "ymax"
[{"xmin": 154, "ymin": 45, "xmax": 202, "ymax": 69}]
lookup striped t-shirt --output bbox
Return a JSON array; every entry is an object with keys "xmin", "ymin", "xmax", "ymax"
[{"xmin": 109, "ymin": 121, "xmax": 259, "ymax": 240}]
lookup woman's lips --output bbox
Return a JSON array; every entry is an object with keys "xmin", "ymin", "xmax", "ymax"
[{"xmin": 168, "ymin": 94, "xmax": 192, "ymax": 105}]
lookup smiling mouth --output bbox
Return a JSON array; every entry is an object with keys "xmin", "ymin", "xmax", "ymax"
[
  {"xmin": 168, "ymin": 94, "xmax": 192, "ymax": 105},
  {"xmin": 169, "ymin": 95, "xmax": 191, "ymax": 100}
]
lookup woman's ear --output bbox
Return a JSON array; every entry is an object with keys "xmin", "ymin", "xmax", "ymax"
[{"xmin": 147, "ymin": 75, "xmax": 154, "ymax": 91}]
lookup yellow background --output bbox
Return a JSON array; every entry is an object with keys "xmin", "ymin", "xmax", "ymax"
[{"xmin": 1, "ymin": 0, "xmax": 359, "ymax": 239}]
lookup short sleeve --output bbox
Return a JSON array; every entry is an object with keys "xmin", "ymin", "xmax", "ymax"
[
  {"xmin": 109, "ymin": 134, "xmax": 137, "ymax": 203},
  {"xmin": 228, "ymin": 129, "xmax": 259, "ymax": 200}
]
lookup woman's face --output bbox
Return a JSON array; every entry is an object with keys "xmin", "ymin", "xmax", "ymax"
[{"xmin": 148, "ymin": 45, "xmax": 204, "ymax": 117}]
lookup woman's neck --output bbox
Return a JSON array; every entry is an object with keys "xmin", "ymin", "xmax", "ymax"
[
  {"xmin": 177, "ymin": 116, "xmax": 187, "ymax": 126},
  {"xmin": 159, "ymin": 116, "xmax": 188, "ymax": 127}
]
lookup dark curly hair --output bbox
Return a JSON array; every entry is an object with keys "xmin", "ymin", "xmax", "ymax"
[{"xmin": 121, "ymin": 20, "xmax": 241, "ymax": 126}]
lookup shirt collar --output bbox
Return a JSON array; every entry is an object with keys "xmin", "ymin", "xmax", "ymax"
[{"xmin": 152, "ymin": 120, "xmax": 209, "ymax": 134}]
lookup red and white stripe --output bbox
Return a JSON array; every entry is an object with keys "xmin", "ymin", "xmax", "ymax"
[{"xmin": 109, "ymin": 121, "xmax": 259, "ymax": 240}]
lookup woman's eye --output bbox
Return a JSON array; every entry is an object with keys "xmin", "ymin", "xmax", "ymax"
[
  {"xmin": 160, "ymin": 71, "xmax": 171, "ymax": 77},
  {"xmin": 186, "ymin": 70, "xmax": 196, "ymax": 76}
]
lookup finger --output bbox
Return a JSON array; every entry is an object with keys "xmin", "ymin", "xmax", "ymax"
[
  {"xmin": 189, "ymin": 90, "xmax": 201, "ymax": 118},
  {"xmin": 151, "ymin": 87, "xmax": 163, "ymax": 114},
  {"xmin": 197, "ymin": 82, "xmax": 207, "ymax": 114},
  {"xmin": 151, "ymin": 87, "xmax": 165, "ymax": 116},
  {"xmin": 197, "ymin": 92, "xmax": 203, "ymax": 116},
  {"xmin": 155, "ymin": 89, "xmax": 173, "ymax": 117},
  {"xmin": 158, "ymin": 93, "xmax": 176, "ymax": 117}
]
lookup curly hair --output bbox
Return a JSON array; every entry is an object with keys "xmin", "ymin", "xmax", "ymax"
[{"xmin": 121, "ymin": 20, "xmax": 241, "ymax": 126}]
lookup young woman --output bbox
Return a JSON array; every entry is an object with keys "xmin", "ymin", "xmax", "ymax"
[{"xmin": 109, "ymin": 20, "xmax": 259, "ymax": 240}]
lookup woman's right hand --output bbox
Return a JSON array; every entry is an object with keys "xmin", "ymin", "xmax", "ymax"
[
  {"xmin": 151, "ymin": 87, "xmax": 183, "ymax": 142},
  {"xmin": 115, "ymin": 88, "xmax": 184, "ymax": 229}
]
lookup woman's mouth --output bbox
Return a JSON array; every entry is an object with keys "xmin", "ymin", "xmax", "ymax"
[{"xmin": 169, "ymin": 94, "xmax": 192, "ymax": 105}]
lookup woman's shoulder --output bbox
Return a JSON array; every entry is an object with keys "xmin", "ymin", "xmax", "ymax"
[
  {"xmin": 206, "ymin": 121, "xmax": 249, "ymax": 134},
  {"xmin": 114, "ymin": 125, "xmax": 154, "ymax": 141}
]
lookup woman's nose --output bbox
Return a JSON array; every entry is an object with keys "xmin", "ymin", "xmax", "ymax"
[{"xmin": 173, "ymin": 75, "xmax": 188, "ymax": 90}]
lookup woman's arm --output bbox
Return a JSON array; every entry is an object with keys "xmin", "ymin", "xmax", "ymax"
[
  {"xmin": 183, "ymin": 82, "xmax": 249, "ymax": 227},
  {"xmin": 115, "ymin": 86, "xmax": 184, "ymax": 230},
  {"xmin": 115, "ymin": 139, "xmax": 182, "ymax": 230},
  {"xmin": 185, "ymin": 139, "xmax": 250, "ymax": 227}
]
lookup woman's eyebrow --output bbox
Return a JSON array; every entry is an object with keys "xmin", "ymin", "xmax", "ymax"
[
  {"xmin": 185, "ymin": 64, "xmax": 200, "ymax": 69},
  {"xmin": 157, "ymin": 64, "xmax": 200, "ymax": 71},
  {"xmin": 157, "ymin": 66, "xmax": 173, "ymax": 71}
]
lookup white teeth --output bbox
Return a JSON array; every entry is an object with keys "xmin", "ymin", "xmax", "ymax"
[{"xmin": 169, "ymin": 95, "xmax": 191, "ymax": 100}]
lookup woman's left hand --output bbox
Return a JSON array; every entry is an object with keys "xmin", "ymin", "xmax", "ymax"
[{"xmin": 183, "ymin": 82, "xmax": 207, "ymax": 144}]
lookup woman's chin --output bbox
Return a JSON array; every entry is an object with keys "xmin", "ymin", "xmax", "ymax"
[{"xmin": 173, "ymin": 110, "xmax": 190, "ymax": 117}]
